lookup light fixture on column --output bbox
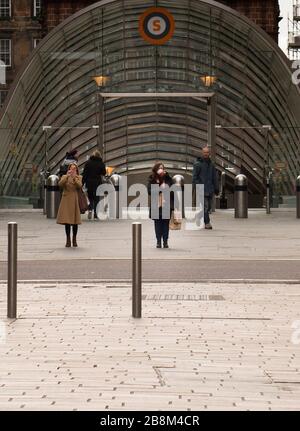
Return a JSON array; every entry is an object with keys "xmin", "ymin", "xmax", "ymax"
[
  {"xmin": 200, "ymin": 75, "xmax": 217, "ymax": 87},
  {"xmin": 106, "ymin": 166, "xmax": 115, "ymax": 176},
  {"xmin": 92, "ymin": 75, "xmax": 110, "ymax": 87}
]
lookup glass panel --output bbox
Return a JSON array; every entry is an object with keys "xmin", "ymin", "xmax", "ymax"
[{"xmin": 0, "ymin": 0, "xmax": 300, "ymax": 207}]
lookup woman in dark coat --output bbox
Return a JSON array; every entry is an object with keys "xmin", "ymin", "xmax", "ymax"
[
  {"xmin": 59, "ymin": 149, "xmax": 79, "ymax": 177},
  {"xmin": 147, "ymin": 162, "xmax": 174, "ymax": 248},
  {"xmin": 82, "ymin": 150, "xmax": 106, "ymax": 219}
]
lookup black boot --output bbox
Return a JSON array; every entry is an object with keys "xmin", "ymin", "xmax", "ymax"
[
  {"xmin": 156, "ymin": 240, "xmax": 162, "ymax": 248},
  {"xmin": 163, "ymin": 241, "xmax": 169, "ymax": 249},
  {"xmin": 72, "ymin": 236, "xmax": 78, "ymax": 247},
  {"xmin": 65, "ymin": 236, "xmax": 71, "ymax": 248}
]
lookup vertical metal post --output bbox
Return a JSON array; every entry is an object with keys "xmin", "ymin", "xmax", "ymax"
[
  {"xmin": 43, "ymin": 178, "xmax": 47, "ymax": 215},
  {"xmin": 266, "ymin": 175, "xmax": 271, "ymax": 215},
  {"xmin": 99, "ymin": 94, "xmax": 104, "ymax": 160},
  {"xmin": 221, "ymin": 171, "xmax": 226, "ymax": 195},
  {"xmin": 296, "ymin": 176, "xmax": 300, "ymax": 219},
  {"xmin": 132, "ymin": 222, "xmax": 142, "ymax": 318},
  {"xmin": 7, "ymin": 222, "xmax": 17, "ymax": 319},
  {"xmin": 220, "ymin": 171, "xmax": 227, "ymax": 209},
  {"xmin": 207, "ymin": 94, "xmax": 216, "ymax": 163}
]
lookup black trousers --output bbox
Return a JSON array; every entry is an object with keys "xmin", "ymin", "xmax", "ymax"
[
  {"xmin": 65, "ymin": 224, "xmax": 78, "ymax": 237},
  {"xmin": 154, "ymin": 209, "xmax": 170, "ymax": 242},
  {"xmin": 204, "ymin": 196, "xmax": 212, "ymax": 225},
  {"xmin": 87, "ymin": 188, "xmax": 100, "ymax": 215}
]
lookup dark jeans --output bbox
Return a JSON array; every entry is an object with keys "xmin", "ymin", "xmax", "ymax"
[
  {"xmin": 204, "ymin": 196, "xmax": 212, "ymax": 225},
  {"xmin": 154, "ymin": 209, "xmax": 170, "ymax": 243},
  {"xmin": 87, "ymin": 188, "xmax": 100, "ymax": 215}
]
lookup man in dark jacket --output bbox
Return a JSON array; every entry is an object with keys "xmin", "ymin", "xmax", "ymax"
[
  {"xmin": 192, "ymin": 146, "xmax": 219, "ymax": 229},
  {"xmin": 82, "ymin": 150, "xmax": 106, "ymax": 219}
]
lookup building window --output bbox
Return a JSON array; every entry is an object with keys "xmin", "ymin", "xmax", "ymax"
[
  {"xmin": 0, "ymin": 39, "xmax": 11, "ymax": 67},
  {"xmin": 0, "ymin": 90, "xmax": 8, "ymax": 107},
  {"xmin": 33, "ymin": 0, "xmax": 42, "ymax": 17},
  {"xmin": 33, "ymin": 38, "xmax": 41, "ymax": 49},
  {"xmin": 0, "ymin": 0, "xmax": 11, "ymax": 18}
]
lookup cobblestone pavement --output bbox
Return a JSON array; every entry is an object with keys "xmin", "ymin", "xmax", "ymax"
[{"xmin": 1, "ymin": 281, "xmax": 300, "ymax": 411}]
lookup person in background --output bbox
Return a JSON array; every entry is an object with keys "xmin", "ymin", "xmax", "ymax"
[
  {"xmin": 56, "ymin": 163, "xmax": 82, "ymax": 247},
  {"xmin": 59, "ymin": 149, "xmax": 79, "ymax": 177},
  {"xmin": 192, "ymin": 146, "xmax": 219, "ymax": 229},
  {"xmin": 148, "ymin": 162, "xmax": 174, "ymax": 249},
  {"xmin": 82, "ymin": 150, "xmax": 106, "ymax": 220}
]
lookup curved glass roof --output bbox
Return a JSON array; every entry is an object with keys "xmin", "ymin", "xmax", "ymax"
[{"xmin": 0, "ymin": 0, "xmax": 299, "ymax": 196}]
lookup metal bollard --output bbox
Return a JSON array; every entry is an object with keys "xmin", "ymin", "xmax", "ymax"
[
  {"xmin": 296, "ymin": 176, "xmax": 300, "ymax": 219},
  {"xmin": 234, "ymin": 174, "xmax": 248, "ymax": 218},
  {"xmin": 132, "ymin": 223, "xmax": 142, "ymax": 318},
  {"xmin": 7, "ymin": 222, "xmax": 17, "ymax": 319}
]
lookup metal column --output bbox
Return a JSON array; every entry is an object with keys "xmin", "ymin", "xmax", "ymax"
[
  {"xmin": 220, "ymin": 171, "xmax": 227, "ymax": 209},
  {"xmin": 297, "ymin": 176, "xmax": 300, "ymax": 218},
  {"xmin": 99, "ymin": 94, "xmax": 104, "ymax": 159},
  {"xmin": 207, "ymin": 94, "xmax": 216, "ymax": 162},
  {"xmin": 266, "ymin": 174, "xmax": 271, "ymax": 215}
]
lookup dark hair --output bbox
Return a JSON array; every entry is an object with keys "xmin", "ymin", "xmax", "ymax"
[
  {"xmin": 66, "ymin": 149, "xmax": 78, "ymax": 159},
  {"xmin": 150, "ymin": 162, "xmax": 165, "ymax": 183}
]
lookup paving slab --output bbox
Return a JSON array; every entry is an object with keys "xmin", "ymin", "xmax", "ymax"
[
  {"xmin": 1, "ymin": 209, "xmax": 300, "ymax": 261},
  {"xmin": 0, "ymin": 281, "xmax": 300, "ymax": 411}
]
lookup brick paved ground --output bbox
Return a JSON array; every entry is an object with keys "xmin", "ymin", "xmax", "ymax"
[{"xmin": 0, "ymin": 281, "xmax": 299, "ymax": 411}]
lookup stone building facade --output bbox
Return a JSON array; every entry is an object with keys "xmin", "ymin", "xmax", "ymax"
[{"xmin": 0, "ymin": 0, "xmax": 281, "ymax": 108}]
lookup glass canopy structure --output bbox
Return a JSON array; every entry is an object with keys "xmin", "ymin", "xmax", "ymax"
[{"xmin": 0, "ymin": 0, "xmax": 300, "ymax": 200}]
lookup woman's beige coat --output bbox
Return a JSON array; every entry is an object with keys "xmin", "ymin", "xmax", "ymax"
[{"xmin": 56, "ymin": 174, "xmax": 82, "ymax": 225}]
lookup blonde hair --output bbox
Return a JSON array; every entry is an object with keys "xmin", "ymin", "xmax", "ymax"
[{"xmin": 93, "ymin": 149, "xmax": 102, "ymax": 158}]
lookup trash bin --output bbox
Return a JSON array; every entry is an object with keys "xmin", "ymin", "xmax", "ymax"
[
  {"xmin": 110, "ymin": 173, "xmax": 121, "ymax": 219},
  {"xmin": 234, "ymin": 174, "xmax": 248, "ymax": 219},
  {"xmin": 46, "ymin": 175, "xmax": 60, "ymax": 219}
]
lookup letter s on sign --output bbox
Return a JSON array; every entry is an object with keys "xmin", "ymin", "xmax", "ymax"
[{"xmin": 153, "ymin": 19, "xmax": 161, "ymax": 31}]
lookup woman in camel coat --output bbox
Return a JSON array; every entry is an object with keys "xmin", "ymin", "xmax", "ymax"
[{"xmin": 56, "ymin": 163, "xmax": 82, "ymax": 247}]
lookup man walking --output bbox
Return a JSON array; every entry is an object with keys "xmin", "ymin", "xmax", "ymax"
[{"xmin": 192, "ymin": 146, "xmax": 219, "ymax": 229}]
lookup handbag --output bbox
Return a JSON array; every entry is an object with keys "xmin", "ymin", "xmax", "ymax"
[
  {"xmin": 77, "ymin": 188, "xmax": 89, "ymax": 214},
  {"xmin": 169, "ymin": 209, "xmax": 182, "ymax": 230}
]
